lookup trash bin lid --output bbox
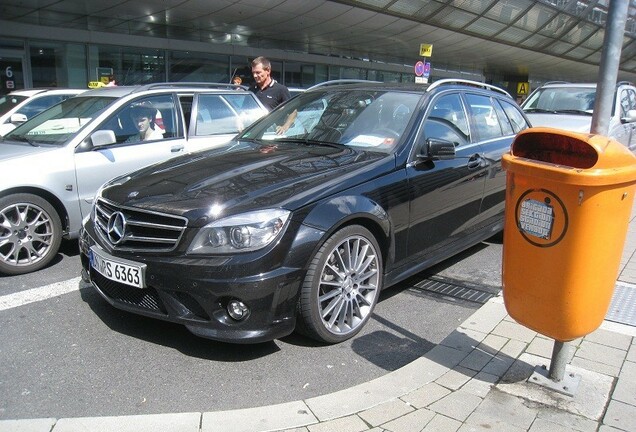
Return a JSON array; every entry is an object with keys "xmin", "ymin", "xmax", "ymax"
[{"xmin": 503, "ymin": 127, "xmax": 636, "ymax": 186}]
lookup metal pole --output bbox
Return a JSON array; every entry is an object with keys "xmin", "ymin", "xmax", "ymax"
[
  {"xmin": 590, "ymin": 0, "xmax": 629, "ymax": 136},
  {"xmin": 548, "ymin": 340, "xmax": 573, "ymax": 381}
]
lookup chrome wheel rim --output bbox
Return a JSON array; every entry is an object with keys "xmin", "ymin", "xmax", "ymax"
[
  {"xmin": 0, "ymin": 202, "xmax": 55, "ymax": 268},
  {"xmin": 318, "ymin": 235, "xmax": 380, "ymax": 336}
]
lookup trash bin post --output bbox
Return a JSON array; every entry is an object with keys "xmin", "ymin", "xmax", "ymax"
[
  {"xmin": 528, "ymin": 340, "xmax": 580, "ymax": 396},
  {"xmin": 549, "ymin": 340, "xmax": 571, "ymax": 381}
]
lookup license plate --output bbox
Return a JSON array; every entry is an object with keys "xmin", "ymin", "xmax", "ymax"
[{"xmin": 89, "ymin": 246, "xmax": 146, "ymax": 288}]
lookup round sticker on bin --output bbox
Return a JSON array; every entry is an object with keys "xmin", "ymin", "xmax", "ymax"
[{"xmin": 515, "ymin": 189, "xmax": 568, "ymax": 247}]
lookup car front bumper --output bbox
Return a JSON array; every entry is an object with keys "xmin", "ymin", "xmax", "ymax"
[{"xmin": 79, "ymin": 223, "xmax": 323, "ymax": 344}]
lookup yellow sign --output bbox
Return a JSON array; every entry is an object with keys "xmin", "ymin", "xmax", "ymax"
[
  {"xmin": 517, "ymin": 82, "xmax": 530, "ymax": 95},
  {"xmin": 88, "ymin": 81, "xmax": 105, "ymax": 89},
  {"xmin": 420, "ymin": 44, "xmax": 433, "ymax": 57}
]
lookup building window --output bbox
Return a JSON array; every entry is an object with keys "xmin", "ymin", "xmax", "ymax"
[
  {"xmin": 30, "ymin": 42, "xmax": 86, "ymax": 88},
  {"xmin": 170, "ymin": 51, "xmax": 229, "ymax": 83},
  {"xmin": 89, "ymin": 45, "xmax": 165, "ymax": 86}
]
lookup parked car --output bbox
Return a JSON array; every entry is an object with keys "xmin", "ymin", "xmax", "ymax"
[
  {"xmin": 0, "ymin": 88, "xmax": 86, "ymax": 136},
  {"xmin": 79, "ymin": 79, "xmax": 530, "ymax": 344},
  {"xmin": 0, "ymin": 83, "xmax": 268, "ymax": 275},
  {"xmin": 521, "ymin": 81, "xmax": 636, "ymax": 150}
]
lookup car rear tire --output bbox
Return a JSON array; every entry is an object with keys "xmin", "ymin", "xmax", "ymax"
[
  {"xmin": 297, "ymin": 225, "xmax": 382, "ymax": 344},
  {"xmin": 0, "ymin": 193, "xmax": 62, "ymax": 275}
]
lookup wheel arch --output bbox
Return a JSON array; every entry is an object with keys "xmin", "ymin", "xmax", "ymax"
[
  {"xmin": 301, "ymin": 195, "xmax": 393, "ymax": 272},
  {"xmin": 0, "ymin": 187, "xmax": 71, "ymax": 237}
]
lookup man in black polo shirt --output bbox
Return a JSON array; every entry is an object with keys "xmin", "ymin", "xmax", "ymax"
[{"xmin": 250, "ymin": 56, "xmax": 291, "ymax": 111}]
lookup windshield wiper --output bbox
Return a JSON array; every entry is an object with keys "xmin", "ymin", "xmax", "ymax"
[
  {"xmin": 5, "ymin": 135, "xmax": 39, "ymax": 147},
  {"xmin": 273, "ymin": 137, "xmax": 344, "ymax": 149},
  {"xmin": 524, "ymin": 108, "xmax": 557, "ymax": 114},
  {"xmin": 553, "ymin": 109, "xmax": 592, "ymax": 116}
]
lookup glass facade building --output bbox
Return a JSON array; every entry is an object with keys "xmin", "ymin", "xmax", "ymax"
[{"xmin": 0, "ymin": 0, "xmax": 634, "ymax": 96}]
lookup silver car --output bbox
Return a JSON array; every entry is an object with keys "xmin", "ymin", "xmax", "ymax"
[
  {"xmin": 521, "ymin": 81, "xmax": 636, "ymax": 150},
  {"xmin": 0, "ymin": 83, "xmax": 267, "ymax": 275}
]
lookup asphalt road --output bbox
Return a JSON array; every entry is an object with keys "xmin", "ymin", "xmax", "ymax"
[{"xmin": 0, "ymin": 235, "xmax": 503, "ymax": 420}]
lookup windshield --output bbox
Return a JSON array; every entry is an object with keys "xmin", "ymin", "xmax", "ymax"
[
  {"xmin": 523, "ymin": 87, "xmax": 595, "ymax": 114},
  {"xmin": 0, "ymin": 94, "xmax": 28, "ymax": 116},
  {"xmin": 239, "ymin": 89, "xmax": 421, "ymax": 153},
  {"xmin": 3, "ymin": 95, "xmax": 118, "ymax": 145}
]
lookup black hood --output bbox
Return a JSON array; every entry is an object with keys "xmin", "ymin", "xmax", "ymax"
[{"xmin": 101, "ymin": 140, "xmax": 391, "ymax": 225}]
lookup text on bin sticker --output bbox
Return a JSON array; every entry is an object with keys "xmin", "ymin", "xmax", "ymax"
[{"xmin": 519, "ymin": 199, "xmax": 554, "ymax": 240}]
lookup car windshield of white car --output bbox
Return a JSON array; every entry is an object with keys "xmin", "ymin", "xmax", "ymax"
[
  {"xmin": 523, "ymin": 87, "xmax": 595, "ymax": 115},
  {"xmin": 4, "ymin": 96, "xmax": 117, "ymax": 145}
]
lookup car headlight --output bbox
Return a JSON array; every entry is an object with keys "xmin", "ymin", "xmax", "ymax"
[{"xmin": 187, "ymin": 209, "xmax": 291, "ymax": 254}]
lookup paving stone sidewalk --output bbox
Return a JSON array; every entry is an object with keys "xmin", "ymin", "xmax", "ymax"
[{"xmin": 2, "ymin": 203, "xmax": 635, "ymax": 432}]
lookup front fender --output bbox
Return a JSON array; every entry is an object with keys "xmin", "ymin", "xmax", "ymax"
[
  {"xmin": 302, "ymin": 195, "xmax": 390, "ymax": 235},
  {"xmin": 300, "ymin": 195, "xmax": 393, "ymax": 270}
]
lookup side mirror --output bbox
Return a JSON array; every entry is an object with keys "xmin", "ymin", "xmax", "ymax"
[
  {"xmin": 418, "ymin": 137, "xmax": 456, "ymax": 160},
  {"xmin": 621, "ymin": 109, "xmax": 636, "ymax": 124},
  {"xmin": 10, "ymin": 113, "xmax": 28, "ymax": 124},
  {"xmin": 90, "ymin": 130, "xmax": 117, "ymax": 147}
]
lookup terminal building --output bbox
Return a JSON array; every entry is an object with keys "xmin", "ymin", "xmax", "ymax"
[{"xmin": 1, "ymin": 0, "xmax": 635, "ymax": 100}]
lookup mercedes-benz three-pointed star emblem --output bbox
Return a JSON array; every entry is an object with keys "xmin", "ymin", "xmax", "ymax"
[{"xmin": 107, "ymin": 211, "xmax": 127, "ymax": 245}]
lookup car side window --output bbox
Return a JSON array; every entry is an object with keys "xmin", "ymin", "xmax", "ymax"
[
  {"xmin": 465, "ymin": 93, "xmax": 503, "ymax": 141},
  {"xmin": 195, "ymin": 94, "xmax": 240, "ymax": 135},
  {"xmin": 492, "ymin": 99, "xmax": 513, "ymax": 136},
  {"xmin": 98, "ymin": 95, "xmax": 177, "ymax": 144},
  {"xmin": 423, "ymin": 118, "xmax": 469, "ymax": 149},
  {"xmin": 427, "ymin": 94, "xmax": 469, "ymax": 139},
  {"xmin": 499, "ymin": 100, "xmax": 529, "ymax": 133},
  {"xmin": 224, "ymin": 94, "xmax": 266, "ymax": 130}
]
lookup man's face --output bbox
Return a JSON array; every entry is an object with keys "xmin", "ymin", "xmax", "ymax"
[
  {"xmin": 252, "ymin": 63, "xmax": 270, "ymax": 86},
  {"xmin": 134, "ymin": 115, "xmax": 151, "ymax": 133}
]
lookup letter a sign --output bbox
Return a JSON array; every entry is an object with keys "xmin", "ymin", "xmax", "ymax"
[{"xmin": 517, "ymin": 82, "xmax": 530, "ymax": 95}]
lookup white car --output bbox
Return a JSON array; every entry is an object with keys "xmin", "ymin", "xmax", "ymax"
[
  {"xmin": 0, "ymin": 88, "xmax": 86, "ymax": 136},
  {"xmin": 0, "ymin": 83, "xmax": 267, "ymax": 275},
  {"xmin": 521, "ymin": 81, "xmax": 636, "ymax": 150}
]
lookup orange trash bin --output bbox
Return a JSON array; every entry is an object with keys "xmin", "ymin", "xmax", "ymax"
[{"xmin": 502, "ymin": 127, "xmax": 636, "ymax": 342}]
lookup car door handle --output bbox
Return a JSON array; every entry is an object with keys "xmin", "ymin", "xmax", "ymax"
[
  {"xmin": 171, "ymin": 144, "xmax": 184, "ymax": 153},
  {"xmin": 467, "ymin": 154, "xmax": 484, "ymax": 170}
]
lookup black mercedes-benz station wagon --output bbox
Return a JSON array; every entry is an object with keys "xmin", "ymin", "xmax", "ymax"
[{"xmin": 80, "ymin": 79, "xmax": 530, "ymax": 344}]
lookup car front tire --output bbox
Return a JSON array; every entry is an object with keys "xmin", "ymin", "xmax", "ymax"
[
  {"xmin": 0, "ymin": 193, "xmax": 62, "ymax": 275},
  {"xmin": 297, "ymin": 225, "xmax": 383, "ymax": 344}
]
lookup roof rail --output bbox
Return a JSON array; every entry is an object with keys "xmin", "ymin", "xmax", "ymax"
[
  {"xmin": 541, "ymin": 81, "xmax": 570, "ymax": 86},
  {"xmin": 132, "ymin": 82, "xmax": 247, "ymax": 93},
  {"xmin": 427, "ymin": 79, "xmax": 511, "ymax": 98},
  {"xmin": 307, "ymin": 79, "xmax": 382, "ymax": 91}
]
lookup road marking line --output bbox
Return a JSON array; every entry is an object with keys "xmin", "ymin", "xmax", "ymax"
[{"xmin": 0, "ymin": 277, "xmax": 81, "ymax": 311}]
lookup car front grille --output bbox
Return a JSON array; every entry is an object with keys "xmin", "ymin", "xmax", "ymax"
[
  {"xmin": 91, "ymin": 268, "xmax": 168, "ymax": 314},
  {"xmin": 94, "ymin": 198, "xmax": 187, "ymax": 252},
  {"xmin": 90, "ymin": 268, "xmax": 212, "ymax": 321}
]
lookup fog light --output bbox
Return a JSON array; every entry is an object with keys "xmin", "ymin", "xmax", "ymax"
[{"xmin": 227, "ymin": 300, "xmax": 249, "ymax": 321}]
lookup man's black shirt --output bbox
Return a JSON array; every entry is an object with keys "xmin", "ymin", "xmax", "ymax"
[{"xmin": 251, "ymin": 79, "xmax": 291, "ymax": 111}]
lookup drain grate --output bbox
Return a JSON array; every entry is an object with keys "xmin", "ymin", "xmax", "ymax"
[
  {"xmin": 409, "ymin": 279, "xmax": 495, "ymax": 304},
  {"xmin": 606, "ymin": 282, "xmax": 636, "ymax": 326}
]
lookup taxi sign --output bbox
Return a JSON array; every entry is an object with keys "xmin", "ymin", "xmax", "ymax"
[
  {"xmin": 88, "ymin": 81, "xmax": 105, "ymax": 89},
  {"xmin": 419, "ymin": 43, "xmax": 433, "ymax": 57}
]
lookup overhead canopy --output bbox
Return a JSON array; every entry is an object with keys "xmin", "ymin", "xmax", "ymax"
[{"xmin": 1, "ymin": 0, "xmax": 635, "ymax": 82}]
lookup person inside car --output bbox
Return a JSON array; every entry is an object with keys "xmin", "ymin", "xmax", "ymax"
[{"xmin": 129, "ymin": 103, "xmax": 164, "ymax": 141}]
